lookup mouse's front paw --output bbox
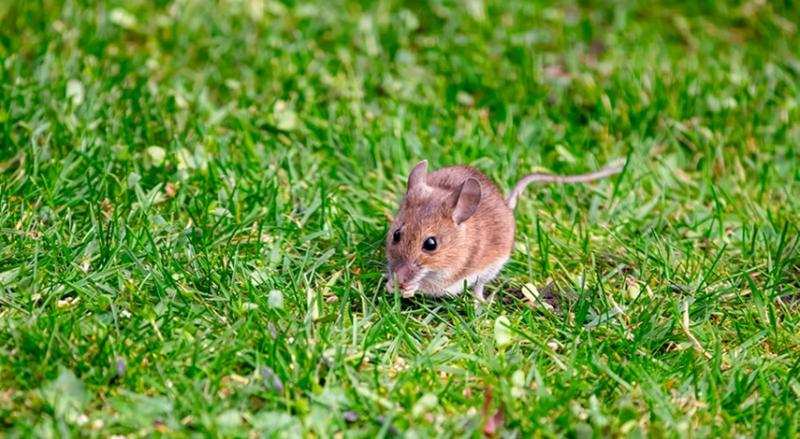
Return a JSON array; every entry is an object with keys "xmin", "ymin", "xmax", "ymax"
[
  {"xmin": 401, "ymin": 289, "xmax": 416, "ymax": 299},
  {"xmin": 385, "ymin": 276, "xmax": 395, "ymax": 293}
]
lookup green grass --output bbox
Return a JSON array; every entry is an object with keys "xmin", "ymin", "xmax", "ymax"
[{"xmin": 1, "ymin": 0, "xmax": 800, "ymax": 437}]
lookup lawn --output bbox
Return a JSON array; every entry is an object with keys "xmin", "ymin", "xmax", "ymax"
[{"xmin": 1, "ymin": 0, "xmax": 799, "ymax": 437}]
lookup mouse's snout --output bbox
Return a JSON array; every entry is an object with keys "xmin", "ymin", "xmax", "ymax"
[{"xmin": 387, "ymin": 262, "xmax": 422, "ymax": 295}]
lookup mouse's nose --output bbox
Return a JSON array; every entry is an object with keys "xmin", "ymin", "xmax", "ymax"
[{"xmin": 389, "ymin": 263, "xmax": 418, "ymax": 292}]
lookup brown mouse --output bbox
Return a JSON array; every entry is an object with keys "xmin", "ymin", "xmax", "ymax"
[{"xmin": 385, "ymin": 160, "xmax": 623, "ymax": 300}]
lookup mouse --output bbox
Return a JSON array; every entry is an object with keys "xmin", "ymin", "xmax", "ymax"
[{"xmin": 384, "ymin": 159, "xmax": 623, "ymax": 300}]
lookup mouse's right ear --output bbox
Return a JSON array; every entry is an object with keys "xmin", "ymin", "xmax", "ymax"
[
  {"xmin": 407, "ymin": 160, "xmax": 430, "ymax": 196},
  {"xmin": 452, "ymin": 177, "xmax": 481, "ymax": 225}
]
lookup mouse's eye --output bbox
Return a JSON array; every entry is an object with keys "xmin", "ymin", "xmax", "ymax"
[
  {"xmin": 392, "ymin": 229, "xmax": 401, "ymax": 243},
  {"xmin": 422, "ymin": 237, "xmax": 437, "ymax": 251}
]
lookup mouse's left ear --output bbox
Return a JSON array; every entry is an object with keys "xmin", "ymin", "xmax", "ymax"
[
  {"xmin": 452, "ymin": 178, "xmax": 481, "ymax": 225},
  {"xmin": 407, "ymin": 160, "xmax": 430, "ymax": 196}
]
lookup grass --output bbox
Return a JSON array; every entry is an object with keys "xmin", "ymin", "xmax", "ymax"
[{"xmin": 1, "ymin": 0, "xmax": 799, "ymax": 436}]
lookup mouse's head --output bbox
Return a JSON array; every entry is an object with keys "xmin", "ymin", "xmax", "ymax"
[{"xmin": 385, "ymin": 161, "xmax": 482, "ymax": 296}]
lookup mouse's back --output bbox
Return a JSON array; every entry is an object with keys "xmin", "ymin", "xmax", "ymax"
[{"xmin": 427, "ymin": 165, "xmax": 515, "ymax": 279}]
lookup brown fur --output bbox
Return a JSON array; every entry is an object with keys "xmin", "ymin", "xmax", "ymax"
[{"xmin": 385, "ymin": 162, "xmax": 514, "ymax": 297}]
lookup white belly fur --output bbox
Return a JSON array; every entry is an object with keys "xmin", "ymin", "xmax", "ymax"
[{"xmin": 444, "ymin": 257, "xmax": 508, "ymax": 296}]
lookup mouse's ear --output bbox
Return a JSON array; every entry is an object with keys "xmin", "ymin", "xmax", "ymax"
[
  {"xmin": 407, "ymin": 160, "xmax": 430, "ymax": 195},
  {"xmin": 452, "ymin": 178, "xmax": 481, "ymax": 225}
]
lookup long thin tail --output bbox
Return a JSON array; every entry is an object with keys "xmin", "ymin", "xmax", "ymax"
[{"xmin": 507, "ymin": 161, "xmax": 625, "ymax": 210}]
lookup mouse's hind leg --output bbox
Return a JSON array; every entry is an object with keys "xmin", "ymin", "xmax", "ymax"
[
  {"xmin": 471, "ymin": 258, "xmax": 508, "ymax": 303},
  {"xmin": 445, "ymin": 258, "xmax": 509, "ymax": 303},
  {"xmin": 473, "ymin": 281, "xmax": 486, "ymax": 301}
]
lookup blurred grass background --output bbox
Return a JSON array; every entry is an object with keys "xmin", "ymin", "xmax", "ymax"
[{"xmin": 1, "ymin": 0, "xmax": 799, "ymax": 437}]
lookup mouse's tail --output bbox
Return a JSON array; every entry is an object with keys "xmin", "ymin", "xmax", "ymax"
[{"xmin": 507, "ymin": 160, "xmax": 625, "ymax": 210}]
